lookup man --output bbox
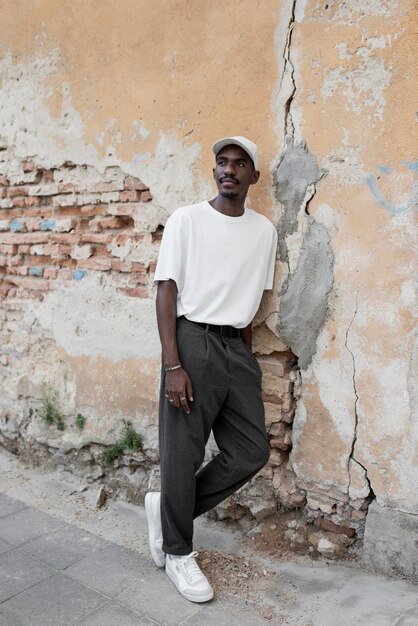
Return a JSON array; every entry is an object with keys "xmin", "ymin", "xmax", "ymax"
[{"xmin": 145, "ymin": 136, "xmax": 277, "ymax": 603}]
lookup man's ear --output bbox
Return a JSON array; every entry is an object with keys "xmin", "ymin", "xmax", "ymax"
[{"xmin": 250, "ymin": 170, "xmax": 260, "ymax": 185}]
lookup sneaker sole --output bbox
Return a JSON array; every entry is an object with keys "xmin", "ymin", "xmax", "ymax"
[
  {"xmin": 166, "ymin": 566, "xmax": 214, "ymax": 603},
  {"xmin": 144, "ymin": 493, "xmax": 165, "ymax": 568}
]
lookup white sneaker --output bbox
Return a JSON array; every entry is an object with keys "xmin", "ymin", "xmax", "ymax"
[
  {"xmin": 144, "ymin": 492, "xmax": 165, "ymax": 567},
  {"xmin": 165, "ymin": 551, "xmax": 214, "ymax": 603}
]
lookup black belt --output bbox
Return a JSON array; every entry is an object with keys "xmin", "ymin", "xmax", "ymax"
[{"xmin": 179, "ymin": 316, "xmax": 241, "ymax": 338}]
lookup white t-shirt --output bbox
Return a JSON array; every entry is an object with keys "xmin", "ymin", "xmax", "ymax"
[{"xmin": 154, "ymin": 201, "xmax": 278, "ymax": 328}]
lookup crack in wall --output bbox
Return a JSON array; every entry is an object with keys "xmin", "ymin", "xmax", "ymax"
[
  {"xmin": 345, "ymin": 294, "xmax": 374, "ymax": 499},
  {"xmin": 282, "ymin": 0, "xmax": 297, "ymax": 140}
]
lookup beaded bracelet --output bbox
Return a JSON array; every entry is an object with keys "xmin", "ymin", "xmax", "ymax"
[{"xmin": 164, "ymin": 364, "xmax": 182, "ymax": 373}]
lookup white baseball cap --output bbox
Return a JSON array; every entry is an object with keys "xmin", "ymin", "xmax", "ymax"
[{"xmin": 212, "ymin": 135, "xmax": 259, "ymax": 170}]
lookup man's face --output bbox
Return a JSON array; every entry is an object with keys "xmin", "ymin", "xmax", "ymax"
[{"xmin": 213, "ymin": 145, "xmax": 260, "ymax": 200}]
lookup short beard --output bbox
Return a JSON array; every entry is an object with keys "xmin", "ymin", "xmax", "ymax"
[{"xmin": 220, "ymin": 190, "xmax": 239, "ymax": 200}]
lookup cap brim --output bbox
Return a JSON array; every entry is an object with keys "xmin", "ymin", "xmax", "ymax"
[{"xmin": 212, "ymin": 137, "xmax": 258, "ymax": 169}]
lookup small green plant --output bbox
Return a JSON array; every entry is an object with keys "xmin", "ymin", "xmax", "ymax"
[
  {"xmin": 40, "ymin": 384, "xmax": 65, "ymax": 431},
  {"xmin": 76, "ymin": 413, "xmax": 86, "ymax": 430},
  {"xmin": 103, "ymin": 419, "xmax": 143, "ymax": 465}
]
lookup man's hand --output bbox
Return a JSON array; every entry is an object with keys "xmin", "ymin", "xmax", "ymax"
[{"xmin": 165, "ymin": 368, "xmax": 194, "ymax": 414}]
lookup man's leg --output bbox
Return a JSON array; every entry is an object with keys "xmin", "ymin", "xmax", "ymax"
[
  {"xmin": 159, "ymin": 319, "xmax": 230, "ymax": 555},
  {"xmin": 193, "ymin": 336, "xmax": 269, "ymax": 519}
]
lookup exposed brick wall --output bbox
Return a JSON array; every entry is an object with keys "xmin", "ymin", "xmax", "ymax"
[{"xmin": 0, "ymin": 160, "xmax": 157, "ymax": 302}]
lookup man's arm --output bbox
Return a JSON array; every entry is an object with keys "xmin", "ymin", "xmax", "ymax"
[{"xmin": 156, "ymin": 279, "xmax": 193, "ymax": 414}]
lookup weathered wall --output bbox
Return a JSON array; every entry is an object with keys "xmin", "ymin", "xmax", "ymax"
[{"xmin": 0, "ymin": 0, "xmax": 416, "ymax": 578}]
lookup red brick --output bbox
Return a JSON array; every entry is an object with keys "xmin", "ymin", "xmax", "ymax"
[
  {"xmin": 23, "ymin": 233, "xmax": 51, "ymax": 244},
  {"xmin": 0, "ymin": 233, "xmax": 25, "ymax": 245},
  {"xmin": 24, "ymin": 207, "xmax": 53, "ymax": 218},
  {"xmin": 18, "ymin": 245, "xmax": 30, "ymax": 253},
  {"xmin": 42, "ymin": 170, "xmax": 55, "ymax": 183},
  {"xmin": 81, "ymin": 233, "xmax": 112, "ymax": 244},
  {"xmin": 43, "ymin": 268, "xmax": 57, "ymax": 279},
  {"xmin": 24, "ymin": 196, "xmax": 42, "ymax": 208},
  {"xmin": 140, "ymin": 190, "xmax": 153, "ymax": 202},
  {"xmin": 0, "ymin": 209, "xmax": 22, "ymax": 220},
  {"xmin": 43, "ymin": 243, "xmax": 62, "ymax": 258},
  {"xmin": 56, "ymin": 268, "xmax": 72, "ymax": 280},
  {"xmin": 50, "ymin": 234, "xmax": 77, "ymax": 244},
  {"xmin": 23, "ymin": 160, "xmax": 36, "ymax": 172},
  {"xmin": 12, "ymin": 197, "xmax": 28, "ymax": 208},
  {"xmin": 0, "ymin": 176, "xmax": 9, "ymax": 186},
  {"xmin": 88, "ymin": 220, "xmax": 102, "ymax": 233},
  {"xmin": 0, "ymin": 244, "xmax": 18, "ymax": 254},
  {"xmin": 58, "ymin": 183, "xmax": 75, "ymax": 193},
  {"xmin": 25, "ymin": 219, "xmax": 42, "ymax": 232},
  {"xmin": 113, "ymin": 233, "xmax": 133, "ymax": 246},
  {"xmin": 117, "ymin": 287, "xmax": 149, "ymax": 298},
  {"xmin": 78, "ymin": 257, "xmax": 112, "ymax": 271},
  {"xmin": 8, "ymin": 276, "xmax": 49, "ymax": 291},
  {"xmin": 8, "ymin": 254, "xmax": 23, "ymax": 267},
  {"xmin": 262, "ymin": 393, "xmax": 282, "ymax": 405},
  {"xmin": 58, "ymin": 244, "xmax": 72, "ymax": 255},
  {"xmin": 7, "ymin": 186, "xmax": 28, "ymax": 198},
  {"xmin": 111, "ymin": 259, "xmax": 133, "ymax": 272},
  {"xmin": 27, "ymin": 255, "xmax": 52, "ymax": 266},
  {"xmin": 97, "ymin": 216, "xmax": 127, "ymax": 230},
  {"xmin": 9, "ymin": 265, "xmax": 28, "ymax": 276},
  {"xmin": 148, "ymin": 259, "xmax": 157, "ymax": 273},
  {"xmin": 91, "ymin": 245, "xmax": 109, "ymax": 257},
  {"xmin": 0, "ymin": 285, "xmax": 13, "ymax": 298},
  {"xmin": 119, "ymin": 190, "xmax": 140, "ymax": 202},
  {"xmin": 54, "ymin": 206, "xmax": 80, "ymax": 217},
  {"xmin": 58, "ymin": 258, "xmax": 77, "ymax": 268},
  {"xmin": 80, "ymin": 204, "xmax": 108, "ymax": 217},
  {"xmin": 124, "ymin": 176, "xmax": 148, "ymax": 191},
  {"xmin": 131, "ymin": 262, "xmax": 147, "ymax": 273},
  {"xmin": 318, "ymin": 518, "xmax": 356, "ymax": 539}
]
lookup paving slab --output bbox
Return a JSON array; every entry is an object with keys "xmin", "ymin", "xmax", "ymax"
[
  {"xmin": 79, "ymin": 600, "xmax": 160, "ymax": 625},
  {"xmin": 65, "ymin": 543, "xmax": 147, "ymax": 597},
  {"xmin": 0, "ymin": 548, "xmax": 54, "ymax": 602},
  {"xmin": 0, "ymin": 611, "xmax": 11, "ymax": 625},
  {"xmin": 0, "ymin": 540, "xmax": 12, "ymax": 557},
  {"xmin": 0, "ymin": 506, "xmax": 63, "ymax": 546},
  {"xmin": 115, "ymin": 567, "xmax": 201, "ymax": 624},
  {"xmin": 20, "ymin": 525, "xmax": 110, "ymax": 570},
  {"xmin": 0, "ymin": 573, "xmax": 107, "ymax": 626},
  {"xmin": 0, "ymin": 493, "xmax": 27, "ymax": 518},
  {"xmin": 265, "ymin": 561, "xmax": 418, "ymax": 626},
  {"xmin": 183, "ymin": 596, "xmax": 273, "ymax": 625}
]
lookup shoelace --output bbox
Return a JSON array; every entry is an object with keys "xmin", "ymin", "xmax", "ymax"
[{"xmin": 178, "ymin": 551, "xmax": 204, "ymax": 584}]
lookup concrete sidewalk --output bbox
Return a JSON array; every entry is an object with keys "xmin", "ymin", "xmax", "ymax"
[{"xmin": 0, "ymin": 450, "xmax": 416, "ymax": 625}]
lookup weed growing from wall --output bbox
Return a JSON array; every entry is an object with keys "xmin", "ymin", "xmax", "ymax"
[
  {"xmin": 39, "ymin": 384, "xmax": 65, "ymax": 431},
  {"xmin": 103, "ymin": 420, "xmax": 143, "ymax": 464},
  {"xmin": 76, "ymin": 413, "xmax": 86, "ymax": 430}
]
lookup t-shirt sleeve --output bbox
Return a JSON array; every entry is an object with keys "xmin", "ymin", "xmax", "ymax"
[
  {"xmin": 264, "ymin": 228, "xmax": 278, "ymax": 290},
  {"xmin": 153, "ymin": 213, "xmax": 186, "ymax": 290}
]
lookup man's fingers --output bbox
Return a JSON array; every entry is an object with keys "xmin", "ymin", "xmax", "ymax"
[
  {"xmin": 179, "ymin": 395, "xmax": 190, "ymax": 414},
  {"xmin": 186, "ymin": 378, "xmax": 194, "ymax": 402}
]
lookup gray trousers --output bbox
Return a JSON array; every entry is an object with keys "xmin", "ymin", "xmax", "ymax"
[{"xmin": 159, "ymin": 316, "xmax": 269, "ymax": 555}]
